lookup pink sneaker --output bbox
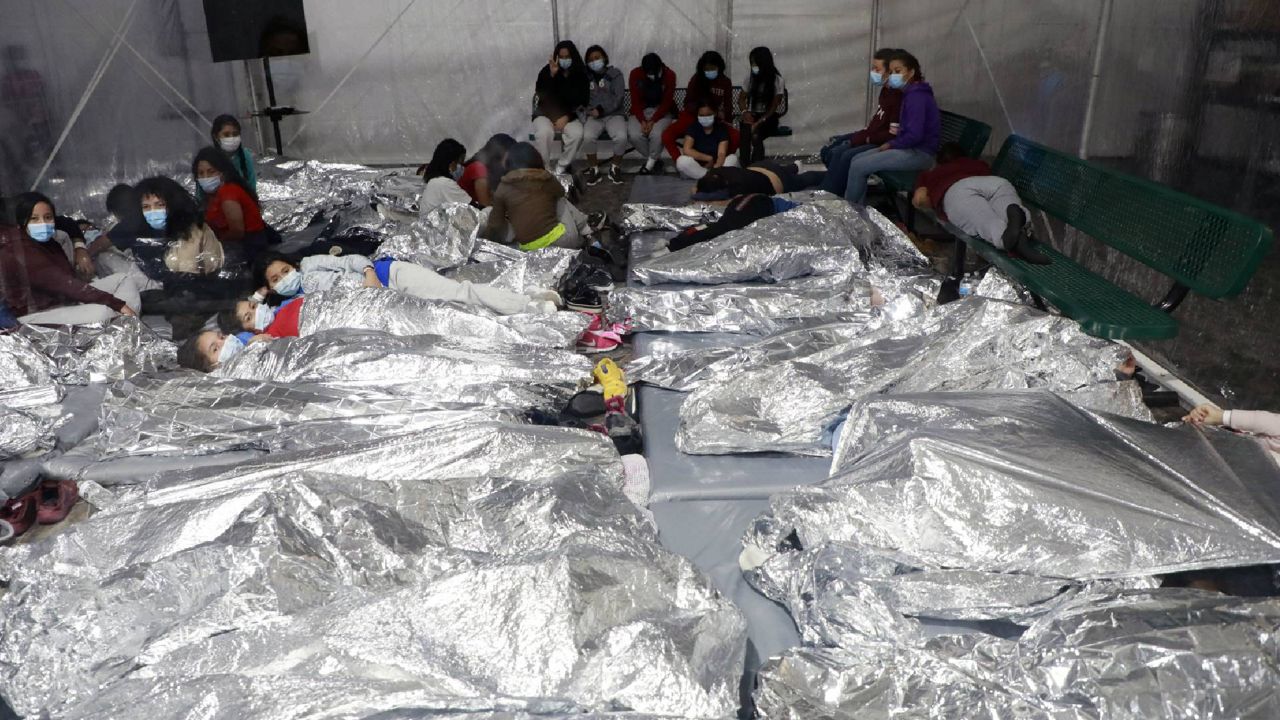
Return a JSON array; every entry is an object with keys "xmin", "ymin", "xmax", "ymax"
[{"xmin": 577, "ymin": 329, "xmax": 622, "ymax": 354}]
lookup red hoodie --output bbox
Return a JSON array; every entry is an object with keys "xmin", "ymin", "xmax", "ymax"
[
  {"xmin": 264, "ymin": 296, "xmax": 305, "ymax": 338},
  {"xmin": 629, "ymin": 66, "xmax": 677, "ymax": 121},
  {"xmin": 914, "ymin": 157, "xmax": 994, "ymax": 221},
  {"xmin": 851, "ymin": 86, "xmax": 904, "ymax": 146},
  {"xmin": 684, "ymin": 73, "xmax": 734, "ymax": 124}
]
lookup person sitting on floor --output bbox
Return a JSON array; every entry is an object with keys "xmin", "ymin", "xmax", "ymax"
[
  {"xmin": 208, "ymin": 114, "xmax": 257, "ymax": 195},
  {"xmin": 910, "ymin": 142, "xmax": 1051, "ymax": 264},
  {"xmin": 254, "ymin": 250, "xmax": 559, "ymax": 315},
  {"xmin": 690, "ymin": 159, "xmax": 825, "ymax": 200},
  {"xmin": 666, "ymin": 193, "xmax": 801, "ymax": 252},
  {"xmin": 820, "ymin": 47, "xmax": 903, "ymax": 195},
  {"xmin": 480, "ymin": 142, "xmax": 596, "ymax": 251},
  {"xmin": 419, "ymin": 138, "xmax": 473, "ymax": 215},
  {"xmin": 0, "ymin": 192, "xmax": 141, "ymax": 325},
  {"xmin": 661, "ymin": 50, "xmax": 739, "ymax": 163},
  {"xmin": 135, "ymin": 176, "xmax": 225, "ymax": 277},
  {"xmin": 193, "ymin": 146, "xmax": 269, "ymax": 265},
  {"xmin": 1185, "ymin": 403, "xmax": 1280, "ymax": 465},
  {"xmin": 458, "ymin": 133, "xmax": 516, "ymax": 208},
  {"xmin": 675, "ymin": 103, "xmax": 741, "ymax": 180}
]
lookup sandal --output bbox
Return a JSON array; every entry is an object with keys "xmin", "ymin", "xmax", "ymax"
[{"xmin": 35, "ymin": 479, "xmax": 79, "ymax": 525}]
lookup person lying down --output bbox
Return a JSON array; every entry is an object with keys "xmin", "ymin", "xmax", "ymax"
[{"xmin": 252, "ymin": 251, "xmax": 560, "ymax": 316}]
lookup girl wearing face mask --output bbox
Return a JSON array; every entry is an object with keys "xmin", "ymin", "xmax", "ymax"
[
  {"xmin": 820, "ymin": 47, "xmax": 905, "ymax": 197},
  {"xmin": 134, "ymin": 176, "xmax": 224, "ymax": 277},
  {"xmin": 209, "ymin": 115, "xmax": 257, "ymax": 195},
  {"xmin": 627, "ymin": 53, "xmax": 677, "ymax": 174},
  {"xmin": 841, "ymin": 50, "xmax": 940, "ymax": 205},
  {"xmin": 579, "ymin": 45, "xmax": 628, "ymax": 186},
  {"xmin": 192, "ymin": 147, "xmax": 268, "ymax": 265},
  {"xmin": 675, "ymin": 104, "xmax": 741, "ymax": 179},
  {"xmin": 738, "ymin": 47, "xmax": 785, "ymax": 165},
  {"xmin": 532, "ymin": 41, "xmax": 590, "ymax": 175},
  {"xmin": 661, "ymin": 50, "xmax": 740, "ymax": 163},
  {"xmin": 419, "ymin": 138, "xmax": 473, "ymax": 216},
  {"xmin": 0, "ymin": 191, "xmax": 141, "ymax": 325}
]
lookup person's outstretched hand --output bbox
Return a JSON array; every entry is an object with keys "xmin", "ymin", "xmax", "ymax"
[
  {"xmin": 1184, "ymin": 403, "xmax": 1224, "ymax": 426},
  {"xmin": 119, "ymin": 305, "xmax": 137, "ymax": 317}
]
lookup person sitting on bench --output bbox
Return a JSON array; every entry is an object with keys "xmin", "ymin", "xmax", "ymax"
[
  {"xmin": 911, "ymin": 142, "xmax": 1051, "ymax": 265},
  {"xmin": 666, "ymin": 194, "xmax": 800, "ymax": 252},
  {"xmin": 820, "ymin": 47, "xmax": 903, "ymax": 195},
  {"xmin": 675, "ymin": 103, "xmax": 741, "ymax": 180},
  {"xmin": 532, "ymin": 41, "xmax": 590, "ymax": 176},
  {"xmin": 580, "ymin": 44, "xmax": 628, "ymax": 187},
  {"xmin": 627, "ymin": 53, "xmax": 677, "ymax": 175},
  {"xmin": 690, "ymin": 160, "xmax": 825, "ymax": 200},
  {"xmin": 1185, "ymin": 403, "xmax": 1280, "ymax": 465}
]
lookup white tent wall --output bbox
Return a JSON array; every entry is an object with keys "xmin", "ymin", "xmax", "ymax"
[{"xmin": 0, "ymin": 0, "xmax": 238, "ymax": 219}]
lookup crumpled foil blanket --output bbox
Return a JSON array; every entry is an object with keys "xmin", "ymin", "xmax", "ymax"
[
  {"xmin": 17, "ymin": 316, "xmax": 175, "ymax": 384},
  {"xmin": 743, "ymin": 390, "xmax": 1280, "ymax": 634},
  {"xmin": 0, "ymin": 407, "xmax": 57, "ymax": 460},
  {"xmin": 297, "ymin": 287, "xmax": 589, "ymax": 348},
  {"xmin": 257, "ymin": 158, "xmax": 392, "ymax": 233},
  {"xmin": 0, "ymin": 424, "xmax": 747, "ymax": 719},
  {"xmin": 754, "ymin": 588, "xmax": 1280, "ymax": 719},
  {"xmin": 676, "ymin": 298, "xmax": 1144, "ymax": 456},
  {"xmin": 0, "ymin": 333, "xmax": 61, "ymax": 408},
  {"xmin": 376, "ymin": 202, "xmax": 485, "ymax": 270}
]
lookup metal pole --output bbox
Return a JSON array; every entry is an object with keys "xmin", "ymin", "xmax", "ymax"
[
  {"xmin": 866, "ymin": 0, "xmax": 881, "ymax": 121},
  {"xmin": 550, "ymin": 0, "xmax": 561, "ymax": 43},
  {"xmin": 725, "ymin": 0, "xmax": 735, "ymax": 72},
  {"xmin": 1078, "ymin": 0, "xmax": 1114, "ymax": 159}
]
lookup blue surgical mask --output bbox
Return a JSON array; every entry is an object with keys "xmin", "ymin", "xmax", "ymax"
[
  {"xmin": 144, "ymin": 209, "xmax": 167, "ymax": 230},
  {"xmin": 751, "ymin": 65, "xmax": 760, "ymax": 75},
  {"xmin": 83, "ymin": 228, "xmax": 102, "ymax": 243},
  {"xmin": 198, "ymin": 176, "xmax": 222, "ymax": 193},
  {"xmin": 704, "ymin": 69, "xmax": 719, "ymax": 80},
  {"xmin": 697, "ymin": 115, "xmax": 715, "ymax": 127},
  {"xmin": 870, "ymin": 70, "xmax": 884, "ymax": 86},
  {"xmin": 588, "ymin": 59, "xmax": 605, "ymax": 73},
  {"xmin": 217, "ymin": 334, "xmax": 244, "ymax": 365},
  {"xmin": 558, "ymin": 58, "xmax": 572, "ymax": 70},
  {"xmin": 253, "ymin": 303, "xmax": 275, "ymax": 331},
  {"xmin": 887, "ymin": 72, "xmax": 906, "ymax": 89},
  {"xmin": 451, "ymin": 165, "xmax": 464, "ymax": 181},
  {"xmin": 273, "ymin": 268, "xmax": 303, "ymax": 297},
  {"xmin": 26, "ymin": 222, "xmax": 55, "ymax": 242}
]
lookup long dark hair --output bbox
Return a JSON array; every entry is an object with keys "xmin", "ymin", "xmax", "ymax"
[
  {"xmin": 552, "ymin": 40, "xmax": 585, "ymax": 78},
  {"xmin": 12, "ymin": 191, "xmax": 54, "ymax": 231},
  {"xmin": 692, "ymin": 50, "xmax": 727, "ymax": 96},
  {"xmin": 134, "ymin": 176, "xmax": 202, "ymax": 239},
  {"xmin": 210, "ymin": 114, "xmax": 252, "ymax": 172},
  {"xmin": 504, "ymin": 142, "xmax": 545, "ymax": 173},
  {"xmin": 466, "ymin": 133, "xmax": 516, "ymax": 189},
  {"xmin": 422, "ymin": 138, "xmax": 467, "ymax": 183},
  {"xmin": 192, "ymin": 146, "xmax": 257, "ymax": 203},
  {"xmin": 890, "ymin": 50, "xmax": 925, "ymax": 82},
  {"xmin": 748, "ymin": 46, "xmax": 779, "ymax": 105},
  {"xmin": 252, "ymin": 250, "xmax": 297, "ymax": 289},
  {"xmin": 641, "ymin": 52, "xmax": 664, "ymax": 77}
]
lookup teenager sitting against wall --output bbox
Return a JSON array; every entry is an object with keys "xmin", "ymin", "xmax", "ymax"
[
  {"xmin": 820, "ymin": 47, "xmax": 903, "ymax": 196},
  {"xmin": 675, "ymin": 103, "xmax": 741, "ymax": 180},
  {"xmin": 841, "ymin": 50, "xmax": 939, "ymax": 205},
  {"xmin": 532, "ymin": 41, "xmax": 590, "ymax": 175},
  {"xmin": 0, "ymin": 192, "xmax": 140, "ymax": 325},
  {"xmin": 480, "ymin": 143, "xmax": 597, "ymax": 251},
  {"xmin": 627, "ymin": 53, "xmax": 677, "ymax": 175},
  {"xmin": 419, "ymin": 138, "xmax": 472, "ymax": 215},
  {"xmin": 193, "ymin": 147, "xmax": 268, "ymax": 265},
  {"xmin": 661, "ymin": 50, "xmax": 740, "ymax": 163},
  {"xmin": 738, "ymin": 46, "xmax": 785, "ymax": 165},
  {"xmin": 911, "ymin": 143, "xmax": 1051, "ymax": 265},
  {"xmin": 580, "ymin": 45, "xmax": 628, "ymax": 186}
]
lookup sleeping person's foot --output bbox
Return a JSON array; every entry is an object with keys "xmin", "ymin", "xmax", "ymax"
[{"xmin": 1003, "ymin": 205, "xmax": 1052, "ymax": 265}]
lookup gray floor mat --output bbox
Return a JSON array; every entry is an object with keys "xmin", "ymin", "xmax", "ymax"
[{"xmin": 628, "ymin": 174, "xmax": 695, "ymax": 205}]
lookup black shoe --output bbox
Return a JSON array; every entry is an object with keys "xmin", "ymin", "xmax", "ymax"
[
  {"xmin": 652, "ymin": 159, "xmax": 664, "ymax": 174},
  {"xmin": 565, "ymin": 286, "xmax": 604, "ymax": 313},
  {"xmin": 562, "ymin": 389, "xmax": 607, "ymax": 419},
  {"xmin": 637, "ymin": 164, "xmax": 653, "ymax": 176},
  {"xmin": 586, "ymin": 212, "xmax": 609, "ymax": 233},
  {"xmin": 1002, "ymin": 205, "xmax": 1027, "ymax": 251},
  {"xmin": 607, "ymin": 164, "xmax": 623, "ymax": 185},
  {"xmin": 937, "ymin": 279, "xmax": 962, "ymax": 305},
  {"xmin": 583, "ymin": 166, "xmax": 603, "ymax": 186}
]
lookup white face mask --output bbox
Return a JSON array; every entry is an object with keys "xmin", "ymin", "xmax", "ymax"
[
  {"xmin": 697, "ymin": 115, "xmax": 715, "ymax": 127},
  {"xmin": 588, "ymin": 59, "xmax": 605, "ymax": 73},
  {"xmin": 219, "ymin": 135, "xmax": 241, "ymax": 153},
  {"xmin": 217, "ymin": 334, "xmax": 245, "ymax": 365},
  {"xmin": 273, "ymin": 268, "xmax": 303, "ymax": 297},
  {"xmin": 751, "ymin": 65, "xmax": 760, "ymax": 75},
  {"xmin": 253, "ymin": 303, "xmax": 275, "ymax": 331},
  {"xmin": 557, "ymin": 57, "xmax": 573, "ymax": 70}
]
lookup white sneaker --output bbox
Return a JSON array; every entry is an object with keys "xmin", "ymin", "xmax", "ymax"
[
  {"xmin": 525, "ymin": 300, "xmax": 558, "ymax": 315},
  {"xmin": 526, "ymin": 288, "xmax": 563, "ymax": 306}
]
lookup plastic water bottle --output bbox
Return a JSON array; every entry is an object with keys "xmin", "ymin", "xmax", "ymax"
[{"xmin": 958, "ymin": 272, "xmax": 978, "ymax": 297}]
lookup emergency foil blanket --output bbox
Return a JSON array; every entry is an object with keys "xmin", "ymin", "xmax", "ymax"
[
  {"xmin": 17, "ymin": 315, "xmax": 175, "ymax": 384},
  {"xmin": 677, "ymin": 298, "xmax": 1144, "ymax": 456},
  {"xmin": 743, "ymin": 391, "xmax": 1280, "ymax": 631},
  {"xmin": 0, "ymin": 424, "xmax": 747, "ymax": 718},
  {"xmin": 297, "ymin": 287, "xmax": 589, "ymax": 348},
  {"xmin": 755, "ymin": 588, "xmax": 1280, "ymax": 720},
  {"xmin": 0, "ymin": 333, "xmax": 60, "ymax": 408},
  {"xmin": 257, "ymin": 159, "xmax": 390, "ymax": 233}
]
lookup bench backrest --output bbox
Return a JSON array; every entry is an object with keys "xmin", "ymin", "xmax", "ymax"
[
  {"xmin": 994, "ymin": 135, "xmax": 1273, "ymax": 297},
  {"xmin": 940, "ymin": 111, "xmax": 991, "ymax": 159},
  {"xmin": 533, "ymin": 85, "xmax": 788, "ymax": 120}
]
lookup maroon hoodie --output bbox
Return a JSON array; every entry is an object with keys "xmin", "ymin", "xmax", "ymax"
[
  {"xmin": 851, "ymin": 86, "xmax": 904, "ymax": 146},
  {"xmin": 0, "ymin": 224, "xmax": 125, "ymax": 317},
  {"xmin": 684, "ymin": 73, "xmax": 734, "ymax": 123},
  {"xmin": 914, "ymin": 157, "xmax": 994, "ymax": 221}
]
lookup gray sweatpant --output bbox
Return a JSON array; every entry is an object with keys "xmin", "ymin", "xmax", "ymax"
[
  {"xmin": 18, "ymin": 273, "xmax": 142, "ymax": 325},
  {"xmin": 387, "ymin": 261, "xmax": 530, "ymax": 315},
  {"xmin": 942, "ymin": 175, "xmax": 1029, "ymax": 250}
]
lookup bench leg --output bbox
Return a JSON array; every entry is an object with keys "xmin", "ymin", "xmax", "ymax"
[{"xmin": 905, "ymin": 197, "xmax": 917, "ymax": 234}]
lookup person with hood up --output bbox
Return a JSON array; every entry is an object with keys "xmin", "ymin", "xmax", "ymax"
[
  {"xmin": 841, "ymin": 50, "xmax": 939, "ymax": 205},
  {"xmin": 579, "ymin": 45, "xmax": 628, "ymax": 186},
  {"xmin": 480, "ymin": 142, "xmax": 595, "ymax": 251},
  {"xmin": 627, "ymin": 52, "xmax": 677, "ymax": 175}
]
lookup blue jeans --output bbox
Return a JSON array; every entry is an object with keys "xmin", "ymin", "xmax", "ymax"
[
  {"xmin": 819, "ymin": 133, "xmax": 855, "ymax": 166},
  {"xmin": 820, "ymin": 143, "xmax": 877, "ymax": 196},
  {"xmin": 843, "ymin": 148, "xmax": 934, "ymax": 205}
]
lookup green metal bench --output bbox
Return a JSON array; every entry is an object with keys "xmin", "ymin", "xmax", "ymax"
[
  {"xmin": 529, "ymin": 86, "xmax": 792, "ymax": 145},
  {"xmin": 874, "ymin": 110, "xmax": 991, "ymax": 195},
  {"xmin": 942, "ymin": 135, "xmax": 1274, "ymax": 340}
]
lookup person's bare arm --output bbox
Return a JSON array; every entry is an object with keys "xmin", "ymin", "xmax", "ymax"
[
  {"xmin": 682, "ymin": 135, "xmax": 711, "ymax": 163},
  {"xmin": 713, "ymin": 140, "xmax": 728, "ymax": 168},
  {"xmin": 473, "ymin": 177, "xmax": 493, "ymax": 207},
  {"xmin": 221, "ymin": 200, "xmax": 246, "ymax": 242}
]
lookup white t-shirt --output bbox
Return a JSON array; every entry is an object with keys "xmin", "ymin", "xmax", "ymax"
[
  {"xmin": 419, "ymin": 177, "xmax": 473, "ymax": 217},
  {"xmin": 745, "ymin": 72, "xmax": 785, "ymax": 114}
]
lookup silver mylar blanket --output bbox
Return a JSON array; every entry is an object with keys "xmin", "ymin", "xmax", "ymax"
[
  {"xmin": 376, "ymin": 202, "xmax": 485, "ymax": 270},
  {"xmin": 17, "ymin": 316, "xmax": 176, "ymax": 384},
  {"xmin": 677, "ymin": 298, "xmax": 1144, "ymax": 456},
  {"xmin": 755, "ymin": 588, "xmax": 1280, "ymax": 719},
  {"xmin": 0, "ymin": 333, "xmax": 61, "ymax": 408},
  {"xmin": 296, "ymin": 287, "xmax": 589, "ymax": 348},
  {"xmin": 0, "ymin": 424, "xmax": 747, "ymax": 718},
  {"xmin": 257, "ymin": 158, "xmax": 391, "ymax": 233},
  {"xmin": 743, "ymin": 391, "xmax": 1280, "ymax": 635}
]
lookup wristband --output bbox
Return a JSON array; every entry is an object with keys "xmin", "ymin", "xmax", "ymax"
[{"xmin": 73, "ymin": 241, "xmax": 87, "ymax": 249}]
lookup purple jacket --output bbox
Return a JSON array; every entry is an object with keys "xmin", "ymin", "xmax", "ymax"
[{"xmin": 889, "ymin": 81, "xmax": 941, "ymax": 154}]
